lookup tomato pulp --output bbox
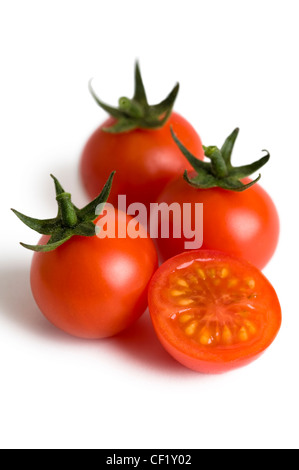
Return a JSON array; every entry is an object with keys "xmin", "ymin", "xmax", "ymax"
[
  {"xmin": 148, "ymin": 250, "xmax": 281, "ymax": 373},
  {"xmin": 80, "ymin": 112, "xmax": 204, "ymax": 211},
  {"xmin": 31, "ymin": 209, "xmax": 158, "ymax": 339}
]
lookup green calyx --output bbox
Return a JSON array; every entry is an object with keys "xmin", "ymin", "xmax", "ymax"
[
  {"xmin": 89, "ymin": 61, "xmax": 179, "ymax": 133},
  {"xmin": 171, "ymin": 127, "xmax": 270, "ymax": 191},
  {"xmin": 11, "ymin": 172, "xmax": 115, "ymax": 252}
]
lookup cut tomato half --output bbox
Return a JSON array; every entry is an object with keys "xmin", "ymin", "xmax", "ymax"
[{"xmin": 148, "ymin": 250, "xmax": 281, "ymax": 373}]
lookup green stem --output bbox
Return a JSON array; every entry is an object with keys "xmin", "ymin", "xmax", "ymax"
[
  {"xmin": 56, "ymin": 193, "xmax": 78, "ymax": 227},
  {"xmin": 203, "ymin": 146, "xmax": 228, "ymax": 178},
  {"xmin": 118, "ymin": 97, "xmax": 144, "ymax": 118}
]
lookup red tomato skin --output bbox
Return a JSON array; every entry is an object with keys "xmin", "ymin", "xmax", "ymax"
[
  {"xmin": 148, "ymin": 250, "xmax": 282, "ymax": 374},
  {"xmin": 80, "ymin": 112, "xmax": 204, "ymax": 210},
  {"xmin": 155, "ymin": 176, "xmax": 279, "ymax": 270},
  {"xmin": 151, "ymin": 331, "xmax": 265, "ymax": 374},
  {"xmin": 30, "ymin": 210, "xmax": 158, "ymax": 339}
]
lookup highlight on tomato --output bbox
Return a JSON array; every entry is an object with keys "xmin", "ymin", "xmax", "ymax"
[
  {"xmin": 80, "ymin": 61, "xmax": 204, "ymax": 211},
  {"xmin": 12, "ymin": 173, "xmax": 158, "ymax": 339},
  {"xmin": 148, "ymin": 250, "xmax": 281, "ymax": 374},
  {"xmin": 154, "ymin": 127, "xmax": 279, "ymax": 270}
]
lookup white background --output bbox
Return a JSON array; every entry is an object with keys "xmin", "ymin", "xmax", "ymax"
[{"xmin": 0, "ymin": 0, "xmax": 298, "ymax": 450}]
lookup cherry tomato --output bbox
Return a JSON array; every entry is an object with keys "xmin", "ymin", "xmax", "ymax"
[
  {"xmin": 155, "ymin": 175, "xmax": 279, "ymax": 270},
  {"xmin": 30, "ymin": 208, "xmax": 158, "ymax": 339},
  {"xmin": 148, "ymin": 250, "xmax": 281, "ymax": 374},
  {"xmin": 80, "ymin": 112, "xmax": 204, "ymax": 210}
]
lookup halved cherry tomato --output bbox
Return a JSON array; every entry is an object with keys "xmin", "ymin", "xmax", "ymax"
[{"xmin": 148, "ymin": 250, "xmax": 281, "ymax": 373}]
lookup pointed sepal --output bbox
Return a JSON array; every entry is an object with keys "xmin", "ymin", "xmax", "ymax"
[
  {"xmin": 11, "ymin": 209, "xmax": 59, "ymax": 235},
  {"xmin": 20, "ymin": 236, "xmax": 72, "ymax": 253}
]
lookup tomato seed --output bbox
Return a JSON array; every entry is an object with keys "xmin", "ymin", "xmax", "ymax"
[
  {"xmin": 238, "ymin": 326, "xmax": 248, "ymax": 342},
  {"xmin": 185, "ymin": 321, "xmax": 198, "ymax": 336},
  {"xmin": 177, "ymin": 279, "xmax": 189, "ymax": 288},
  {"xmin": 178, "ymin": 298, "xmax": 194, "ymax": 306},
  {"xmin": 222, "ymin": 325, "xmax": 233, "ymax": 344},
  {"xmin": 179, "ymin": 314, "xmax": 193, "ymax": 323},
  {"xmin": 246, "ymin": 279, "xmax": 256, "ymax": 289},
  {"xmin": 220, "ymin": 268, "xmax": 229, "ymax": 279},
  {"xmin": 171, "ymin": 289, "xmax": 185, "ymax": 297},
  {"xmin": 196, "ymin": 268, "xmax": 206, "ymax": 280}
]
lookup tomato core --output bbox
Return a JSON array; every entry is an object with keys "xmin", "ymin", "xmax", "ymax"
[{"xmin": 167, "ymin": 261, "xmax": 264, "ymax": 349}]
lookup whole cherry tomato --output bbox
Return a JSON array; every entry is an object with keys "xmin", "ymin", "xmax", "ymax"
[
  {"xmin": 12, "ymin": 173, "xmax": 158, "ymax": 339},
  {"xmin": 154, "ymin": 128, "xmax": 279, "ymax": 270},
  {"xmin": 80, "ymin": 62, "xmax": 204, "ymax": 210}
]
